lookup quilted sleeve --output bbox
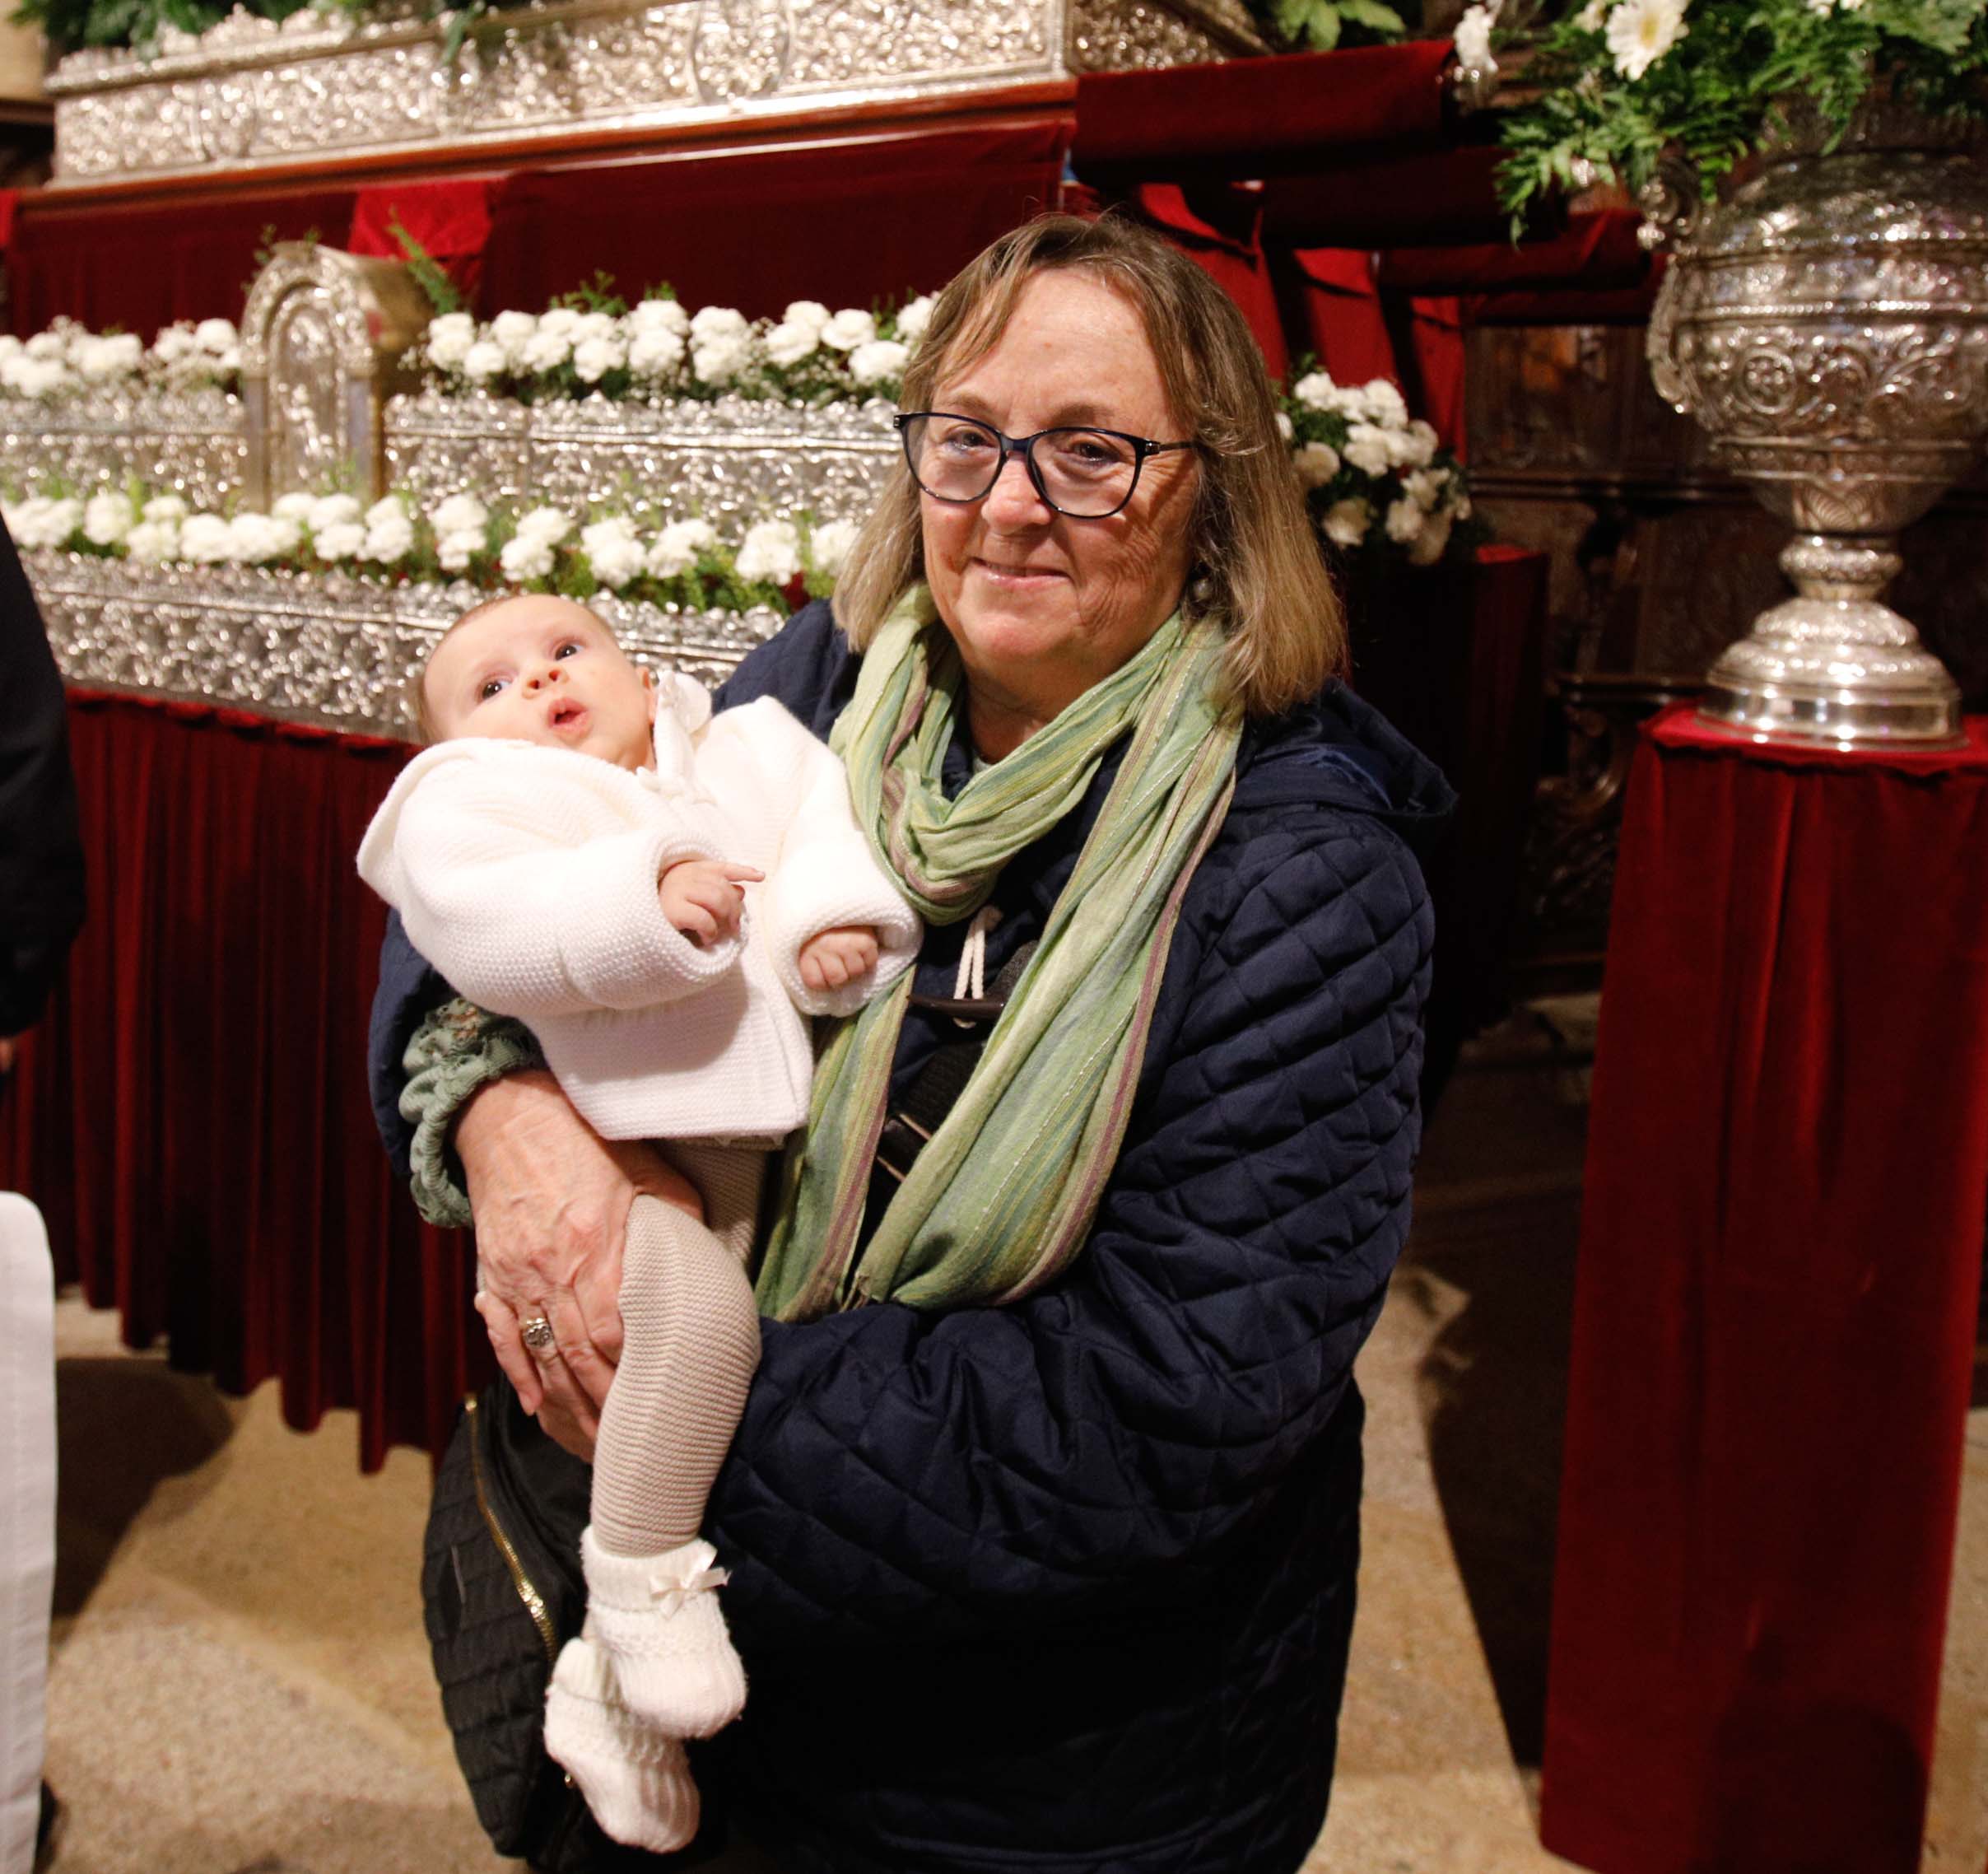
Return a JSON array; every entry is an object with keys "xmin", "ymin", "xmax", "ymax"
[{"xmin": 706, "ymin": 808, "xmax": 1432, "ymax": 1651}]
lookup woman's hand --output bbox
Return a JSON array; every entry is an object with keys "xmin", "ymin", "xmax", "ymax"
[{"xmin": 455, "ymin": 1068, "xmax": 703, "ymax": 1454}]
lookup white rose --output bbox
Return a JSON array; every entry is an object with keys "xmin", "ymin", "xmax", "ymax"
[
  {"xmin": 1381, "ymin": 427, "xmax": 1427, "ymax": 468},
  {"xmin": 361, "ymin": 510, "xmax": 416, "ymax": 562},
  {"xmin": 848, "ymin": 338, "xmax": 909, "ymax": 387},
  {"xmin": 490, "ymin": 310, "xmax": 538, "ymax": 359},
  {"xmin": 142, "ymin": 492, "xmax": 189, "ymax": 524},
  {"xmin": 819, "ymin": 309, "xmax": 876, "ymax": 352},
  {"xmin": 83, "ymin": 489, "xmax": 136, "ymax": 546},
  {"xmin": 364, "ymin": 495, "xmax": 407, "ymax": 530},
  {"xmin": 1407, "ymin": 510, "xmax": 1454, "ymax": 566},
  {"xmin": 1323, "ymin": 498, "xmax": 1372, "ymax": 548},
  {"xmin": 1293, "ymin": 441, "xmax": 1341, "ymax": 489},
  {"xmin": 436, "ymin": 527, "xmax": 486, "ymax": 573},
  {"xmin": 1406, "ymin": 419, "xmax": 1441, "ymax": 465},
  {"xmin": 1328, "ymin": 384, "xmax": 1374, "ymax": 421},
  {"xmin": 313, "ymin": 521, "xmax": 365, "ymax": 561},
  {"xmin": 1362, "ymin": 380, "xmax": 1410, "ymax": 427},
  {"xmin": 77, "ymin": 333, "xmax": 143, "ymax": 382},
  {"xmin": 272, "ymin": 492, "xmax": 319, "ymax": 522},
  {"xmin": 1404, "ymin": 467, "xmax": 1449, "ymax": 511},
  {"xmin": 24, "ymin": 333, "xmax": 63, "ymax": 361},
  {"xmin": 627, "ymin": 327, "xmax": 687, "ymax": 379},
  {"xmin": 499, "ymin": 533, "xmax": 556, "ymax": 583},
  {"xmin": 1606, "ymin": 0, "xmax": 1688, "ymax": 80},
  {"xmin": 425, "ymin": 311, "xmax": 478, "ymax": 370},
  {"xmin": 580, "ymin": 517, "xmax": 645, "ymax": 590},
  {"xmin": 1453, "ymin": 2, "xmax": 1496, "ymax": 72},
  {"xmin": 229, "ymin": 511, "xmax": 300, "ymax": 563},
  {"xmin": 1341, "ymin": 424, "xmax": 1396, "ymax": 478},
  {"xmin": 514, "ymin": 506, "xmax": 574, "ymax": 547},
  {"xmin": 691, "ymin": 333, "xmax": 752, "ymax": 385},
  {"xmin": 1384, "ymin": 498, "xmax": 1426, "ymax": 546},
  {"xmin": 430, "ymin": 492, "xmax": 489, "ymax": 537},
  {"xmin": 461, "ymin": 341, "xmax": 508, "ymax": 385},
  {"xmin": 572, "ymin": 335, "xmax": 626, "ymax": 384},
  {"xmin": 180, "ymin": 513, "xmax": 235, "ymax": 563},
  {"xmin": 6, "ymin": 357, "xmax": 68, "ymax": 399},
  {"xmin": 646, "ymin": 518, "xmax": 715, "ymax": 579},
  {"xmin": 125, "ymin": 519, "xmax": 180, "ymax": 563},
  {"xmin": 1292, "ymin": 371, "xmax": 1339, "ymax": 412},
  {"xmin": 895, "ymin": 295, "xmax": 936, "ymax": 345},
  {"xmin": 537, "ymin": 307, "xmax": 583, "ymax": 340},
  {"xmin": 806, "ymin": 518, "xmax": 859, "ymax": 580},
  {"xmin": 522, "ymin": 329, "xmax": 573, "ymax": 373},
  {"xmin": 628, "ymin": 296, "xmax": 689, "ymax": 337},
  {"xmin": 40, "ymin": 498, "xmax": 81, "ymax": 547},
  {"xmin": 194, "ymin": 318, "xmax": 238, "ymax": 353},
  {"xmin": 151, "ymin": 324, "xmax": 197, "ymax": 366},
  {"xmin": 735, "ymin": 518, "xmax": 802, "ymax": 585},
  {"xmin": 764, "ymin": 319, "xmax": 819, "ymax": 367},
  {"xmin": 689, "ymin": 305, "xmax": 749, "ymax": 343},
  {"xmin": 571, "ymin": 311, "xmax": 617, "ymax": 344},
  {"xmin": 309, "ymin": 493, "xmax": 362, "ymax": 532},
  {"xmin": 781, "ymin": 300, "xmax": 831, "ymax": 335}
]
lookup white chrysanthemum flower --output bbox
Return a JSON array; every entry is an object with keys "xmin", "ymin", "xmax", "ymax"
[
  {"xmin": 461, "ymin": 341, "xmax": 508, "ymax": 385},
  {"xmin": 1293, "ymin": 441, "xmax": 1341, "ymax": 489},
  {"xmin": 1362, "ymin": 380, "xmax": 1410, "ymax": 428},
  {"xmin": 572, "ymin": 335, "xmax": 626, "ymax": 384},
  {"xmin": 436, "ymin": 528, "xmax": 486, "ymax": 573},
  {"xmin": 41, "ymin": 498, "xmax": 82, "ymax": 547},
  {"xmin": 125, "ymin": 519, "xmax": 180, "ymax": 562},
  {"xmin": 180, "ymin": 513, "xmax": 235, "ymax": 563},
  {"xmin": 1341, "ymin": 424, "xmax": 1396, "ymax": 478},
  {"xmin": 765, "ymin": 319, "xmax": 819, "ymax": 367},
  {"xmin": 313, "ymin": 520, "xmax": 365, "ymax": 561},
  {"xmin": 1323, "ymin": 498, "xmax": 1372, "ymax": 548},
  {"xmin": 500, "ymin": 533, "xmax": 556, "ymax": 582},
  {"xmin": 1384, "ymin": 498, "xmax": 1426, "ymax": 546},
  {"xmin": 514, "ymin": 505, "xmax": 574, "ymax": 546},
  {"xmin": 83, "ymin": 489, "xmax": 136, "ymax": 547},
  {"xmin": 645, "ymin": 518, "xmax": 715, "ymax": 580},
  {"xmin": 848, "ymin": 338, "xmax": 909, "ymax": 386},
  {"xmin": 4, "ymin": 357, "xmax": 69, "ymax": 399},
  {"xmin": 364, "ymin": 495, "xmax": 407, "ymax": 530},
  {"xmin": 1605, "ymin": 0, "xmax": 1688, "ymax": 79},
  {"xmin": 272, "ymin": 492, "xmax": 319, "ymax": 523},
  {"xmin": 522, "ymin": 329, "xmax": 573, "ymax": 373},
  {"xmin": 77, "ymin": 332, "xmax": 144, "ymax": 383},
  {"xmin": 24, "ymin": 333, "xmax": 63, "ymax": 361},
  {"xmin": 229, "ymin": 511, "xmax": 300, "ymax": 563},
  {"xmin": 194, "ymin": 318, "xmax": 238, "ymax": 354},
  {"xmin": 142, "ymin": 493, "xmax": 190, "ymax": 524},
  {"xmin": 1404, "ymin": 468, "xmax": 1449, "ymax": 510},
  {"xmin": 580, "ymin": 517, "xmax": 645, "ymax": 590},
  {"xmin": 431, "ymin": 492, "xmax": 489, "ymax": 537},
  {"xmin": 628, "ymin": 296, "xmax": 690, "ymax": 337},
  {"xmin": 1291, "ymin": 371, "xmax": 1339, "ymax": 413},
  {"xmin": 895, "ymin": 295, "xmax": 937, "ymax": 345},
  {"xmin": 490, "ymin": 310, "xmax": 538, "ymax": 359},
  {"xmin": 628, "ymin": 327, "xmax": 687, "ymax": 379},
  {"xmin": 571, "ymin": 310, "xmax": 617, "ymax": 344},
  {"xmin": 689, "ymin": 305, "xmax": 750, "ymax": 343},
  {"xmin": 309, "ymin": 493, "xmax": 362, "ymax": 533},
  {"xmin": 537, "ymin": 307, "xmax": 583, "ymax": 341},
  {"xmin": 691, "ymin": 333, "xmax": 753, "ymax": 385},
  {"xmin": 782, "ymin": 301, "xmax": 831, "ymax": 335},
  {"xmin": 361, "ymin": 510, "xmax": 416, "ymax": 563},
  {"xmin": 806, "ymin": 518, "xmax": 860, "ymax": 581},
  {"xmin": 1408, "ymin": 510, "xmax": 1454, "ymax": 566},
  {"xmin": 736, "ymin": 518, "xmax": 803, "ymax": 585},
  {"xmin": 10, "ymin": 496, "xmax": 72, "ymax": 551},
  {"xmin": 820, "ymin": 309, "xmax": 876, "ymax": 352},
  {"xmin": 1454, "ymin": 2, "xmax": 1496, "ymax": 71},
  {"xmin": 425, "ymin": 312, "xmax": 478, "ymax": 370},
  {"xmin": 151, "ymin": 324, "xmax": 198, "ymax": 366}
]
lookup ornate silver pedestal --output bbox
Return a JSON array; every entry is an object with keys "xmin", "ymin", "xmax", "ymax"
[{"xmin": 1646, "ymin": 112, "xmax": 1988, "ymax": 746}]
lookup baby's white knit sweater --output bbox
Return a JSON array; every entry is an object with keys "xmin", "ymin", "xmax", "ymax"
[{"xmin": 358, "ymin": 674, "xmax": 920, "ymax": 1141}]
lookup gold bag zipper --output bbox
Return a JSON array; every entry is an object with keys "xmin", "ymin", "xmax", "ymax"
[{"xmin": 464, "ymin": 1393, "xmax": 559, "ymax": 1668}]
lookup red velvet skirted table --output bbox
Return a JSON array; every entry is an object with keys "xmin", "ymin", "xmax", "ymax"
[{"xmin": 1540, "ymin": 708, "xmax": 1988, "ymax": 1874}]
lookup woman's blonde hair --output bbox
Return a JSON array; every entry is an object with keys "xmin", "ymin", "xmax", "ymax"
[{"xmin": 833, "ymin": 212, "xmax": 1345, "ymax": 719}]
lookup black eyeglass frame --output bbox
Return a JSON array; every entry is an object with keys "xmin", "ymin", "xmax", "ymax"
[{"xmin": 893, "ymin": 411, "xmax": 1197, "ymax": 520}]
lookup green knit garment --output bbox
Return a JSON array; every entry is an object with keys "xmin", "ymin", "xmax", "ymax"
[{"xmin": 753, "ymin": 585, "xmax": 1242, "ymax": 1323}]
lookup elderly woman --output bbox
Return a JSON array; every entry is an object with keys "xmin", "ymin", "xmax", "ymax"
[{"xmin": 372, "ymin": 212, "xmax": 1448, "ymax": 1874}]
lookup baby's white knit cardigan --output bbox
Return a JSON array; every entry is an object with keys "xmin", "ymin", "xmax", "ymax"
[{"xmin": 358, "ymin": 674, "xmax": 920, "ymax": 1141}]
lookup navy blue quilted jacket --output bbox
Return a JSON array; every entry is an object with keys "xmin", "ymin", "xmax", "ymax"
[{"xmin": 370, "ymin": 600, "xmax": 1449, "ymax": 1874}]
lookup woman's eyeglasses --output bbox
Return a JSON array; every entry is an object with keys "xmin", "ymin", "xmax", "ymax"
[{"xmin": 894, "ymin": 413, "xmax": 1195, "ymax": 520}]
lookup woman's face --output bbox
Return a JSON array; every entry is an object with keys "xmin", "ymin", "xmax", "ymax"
[{"xmin": 920, "ymin": 270, "xmax": 1199, "ymax": 740}]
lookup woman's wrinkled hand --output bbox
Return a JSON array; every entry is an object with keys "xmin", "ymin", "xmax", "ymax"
[{"xmin": 455, "ymin": 1068, "xmax": 703, "ymax": 1456}]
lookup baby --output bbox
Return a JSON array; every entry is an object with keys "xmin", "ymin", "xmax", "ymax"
[{"xmin": 359, "ymin": 594, "xmax": 919, "ymax": 1851}]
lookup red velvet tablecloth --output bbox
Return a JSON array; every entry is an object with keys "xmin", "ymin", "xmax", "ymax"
[{"xmin": 1540, "ymin": 708, "xmax": 1988, "ymax": 1874}]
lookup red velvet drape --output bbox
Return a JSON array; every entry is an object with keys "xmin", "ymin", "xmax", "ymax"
[
  {"xmin": 0, "ymin": 692, "xmax": 487, "ymax": 1471},
  {"xmin": 1541, "ymin": 709, "xmax": 1988, "ymax": 1874}
]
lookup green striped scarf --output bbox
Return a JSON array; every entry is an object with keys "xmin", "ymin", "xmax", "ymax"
[{"xmin": 753, "ymin": 585, "xmax": 1242, "ymax": 1322}]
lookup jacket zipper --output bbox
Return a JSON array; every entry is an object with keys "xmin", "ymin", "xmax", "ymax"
[{"xmin": 463, "ymin": 1393, "xmax": 559, "ymax": 1668}]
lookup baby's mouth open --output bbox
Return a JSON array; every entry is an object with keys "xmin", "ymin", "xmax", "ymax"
[{"xmin": 548, "ymin": 699, "xmax": 588, "ymax": 732}]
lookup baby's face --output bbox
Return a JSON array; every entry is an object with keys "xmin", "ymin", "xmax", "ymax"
[{"xmin": 423, "ymin": 596, "xmax": 656, "ymax": 770}]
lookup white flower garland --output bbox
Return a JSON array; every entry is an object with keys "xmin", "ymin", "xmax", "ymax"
[{"xmin": 0, "ymin": 316, "xmax": 241, "ymax": 402}]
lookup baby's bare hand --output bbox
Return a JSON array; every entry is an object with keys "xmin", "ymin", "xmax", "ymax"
[
  {"xmin": 659, "ymin": 859, "xmax": 762, "ymax": 946},
  {"xmin": 798, "ymin": 925, "xmax": 881, "ymax": 991}
]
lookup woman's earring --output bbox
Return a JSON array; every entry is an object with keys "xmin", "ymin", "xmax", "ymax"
[{"xmin": 1189, "ymin": 571, "xmax": 1216, "ymax": 608}]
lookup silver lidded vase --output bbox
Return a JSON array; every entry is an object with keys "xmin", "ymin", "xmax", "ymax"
[{"xmin": 1644, "ymin": 100, "xmax": 1988, "ymax": 746}]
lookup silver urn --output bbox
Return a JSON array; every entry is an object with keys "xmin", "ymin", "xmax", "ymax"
[{"xmin": 1645, "ymin": 106, "xmax": 1988, "ymax": 745}]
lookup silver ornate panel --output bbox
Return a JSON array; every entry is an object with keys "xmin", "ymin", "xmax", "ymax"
[
  {"xmin": 49, "ymin": 0, "xmax": 1246, "ymax": 185},
  {"xmin": 384, "ymin": 389, "xmax": 900, "ymax": 523},
  {"xmin": 0, "ymin": 390, "xmax": 246, "ymax": 509},
  {"xmin": 30, "ymin": 548, "xmax": 788, "ymax": 735}
]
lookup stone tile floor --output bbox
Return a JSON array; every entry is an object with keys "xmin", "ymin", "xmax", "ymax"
[{"xmin": 33, "ymin": 1006, "xmax": 1988, "ymax": 1873}]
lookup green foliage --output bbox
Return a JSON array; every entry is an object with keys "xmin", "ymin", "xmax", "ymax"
[
  {"xmin": 388, "ymin": 216, "xmax": 463, "ymax": 317},
  {"xmin": 1494, "ymin": 0, "xmax": 1988, "ymax": 230},
  {"xmin": 16, "ymin": 0, "xmax": 306, "ymax": 55},
  {"xmin": 1261, "ymin": 0, "xmax": 1408, "ymax": 48},
  {"xmin": 555, "ymin": 271, "xmax": 629, "ymax": 317}
]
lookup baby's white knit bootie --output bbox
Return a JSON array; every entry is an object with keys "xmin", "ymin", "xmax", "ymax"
[
  {"xmin": 579, "ymin": 1526, "xmax": 749, "ymax": 1736},
  {"xmin": 542, "ymin": 1634, "xmax": 701, "ymax": 1853}
]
